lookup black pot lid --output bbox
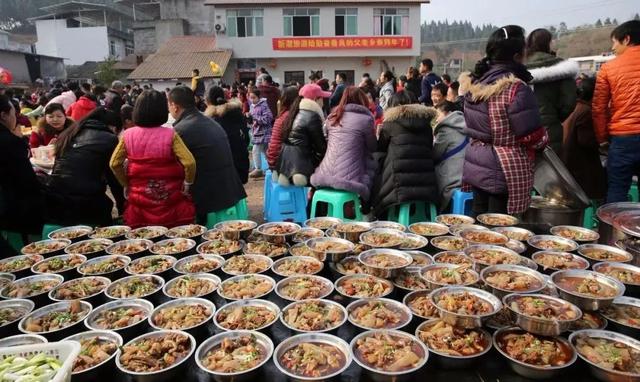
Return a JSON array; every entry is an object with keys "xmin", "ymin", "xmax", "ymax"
[
  {"xmin": 613, "ymin": 209, "xmax": 640, "ymax": 238},
  {"xmin": 596, "ymin": 202, "xmax": 639, "ymax": 225},
  {"xmin": 533, "ymin": 147, "xmax": 589, "ymax": 209}
]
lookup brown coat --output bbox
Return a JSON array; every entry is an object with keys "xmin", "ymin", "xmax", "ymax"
[{"xmin": 562, "ymin": 100, "xmax": 606, "ymax": 199}]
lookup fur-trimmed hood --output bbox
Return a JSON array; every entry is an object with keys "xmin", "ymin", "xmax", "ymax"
[
  {"xmin": 204, "ymin": 100, "xmax": 242, "ymax": 118},
  {"xmin": 527, "ymin": 53, "xmax": 579, "ymax": 84},
  {"xmin": 299, "ymin": 98, "xmax": 325, "ymax": 122},
  {"xmin": 458, "ymin": 72, "xmax": 523, "ymax": 102},
  {"xmin": 383, "ymin": 104, "xmax": 437, "ymax": 127}
]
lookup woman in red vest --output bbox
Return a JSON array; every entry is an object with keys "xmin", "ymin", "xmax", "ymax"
[{"xmin": 110, "ymin": 90, "xmax": 196, "ymax": 228}]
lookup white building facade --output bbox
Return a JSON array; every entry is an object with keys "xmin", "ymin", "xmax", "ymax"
[
  {"xmin": 205, "ymin": 0, "xmax": 425, "ymax": 85},
  {"xmin": 30, "ymin": 2, "xmax": 135, "ymax": 65}
]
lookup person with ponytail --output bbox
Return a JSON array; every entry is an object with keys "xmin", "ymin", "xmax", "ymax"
[
  {"xmin": 45, "ymin": 107, "xmax": 125, "ymax": 226},
  {"xmin": 266, "ymin": 86, "xmax": 299, "ymax": 170},
  {"xmin": 459, "ymin": 25, "xmax": 548, "ymax": 216},
  {"xmin": 205, "ymin": 86, "xmax": 250, "ymax": 184}
]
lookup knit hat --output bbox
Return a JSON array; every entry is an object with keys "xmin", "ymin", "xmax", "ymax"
[{"xmin": 299, "ymin": 84, "xmax": 331, "ymax": 99}]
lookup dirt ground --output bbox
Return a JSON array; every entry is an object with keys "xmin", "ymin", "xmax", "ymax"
[{"xmin": 245, "ymin": 175, "xmax": 265, "ymax": 223}]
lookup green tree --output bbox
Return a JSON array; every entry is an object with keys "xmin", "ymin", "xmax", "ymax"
[
  {"xmin": 595, "ymin": 19, "xmax": 603, "ymax": 27},
  {"xmin": 634, "ymin": 13, "xmax": 640, "ymax": 21},
  {"xmin": 96, "ymin": 57, "xmax": 119, "ymax": 86},
  {"xmin": 604, "ymin": 17, "xmax": 612, "ymax": 25}
]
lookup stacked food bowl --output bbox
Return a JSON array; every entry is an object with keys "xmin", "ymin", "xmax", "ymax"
[{"xmin": 1, "ymin": 214, "xmax": 640, "ymax": 382}]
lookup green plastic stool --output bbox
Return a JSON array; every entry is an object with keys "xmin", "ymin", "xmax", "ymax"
[
  {"xmin": 1, "ymin": 231, "xmax": 25, "ymax": 252},
  {"xmin": 310, "ymin": 189, "xmax": 362, "ymax": 221},
  {"xmin": 387, "ymin": 201, "xmax": 438, "ymax": 225},
  {"xmin": 206, "ymin": 199, "xmax": 250, "ymax": 229},
  {"xmin": 42, "ymin": 224, "xmax": 64, "ymax": 240},
  {"xmin": 629, "ymin": 184, "xmax": 639, "ymax": 203}
]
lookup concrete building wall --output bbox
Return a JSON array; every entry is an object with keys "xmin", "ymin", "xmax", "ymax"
[
  {"xmin": 35, "ymin": 19, "xmax": 110, "ymax": 65},
  {"xmin": 213, "ymin": 4, "xmax": 421, "ymax": 59},
  {"xmin": 222, "ymin": 56, "xmax": 415, "ymax": 85},
  {"xmin": 133, "ymin": 26, "xmax": 157, "ymax": 54},
  {"xmin": 160, "ymin": 0, "xmax": 213, "ymax": 35}
]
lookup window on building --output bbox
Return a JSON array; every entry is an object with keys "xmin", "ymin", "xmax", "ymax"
[
  {"xmin": 227, "ymin": 9, "xmax": 264, "ymax": 37},
  {"xmin": 335, "ymin": 8, "xmax": 357, "ymax": 36},
  {"xmin": 125, "ymin": 43, "xmax": 134, "ymax": 56},
  {"xmin": 285, "ymin": 71, "xmax": 306, "ymax": 85},
  {"xmin": 283, "ymin": 8, "xmax": 320, "ymax": 36},
  {"xmin": 335, "ymin": 70, "xmax": 355, "ymax": 85},
  {"xmin": 373, "ymin": 8, "xmax": 409, "ymax": 36},
  {"xmin": 236, "ymin": 59, "xmax": 257, "ymax": 70},
  {"xmin": 109, "ymin": 40, "xmax": 117, "ymax": 56}
]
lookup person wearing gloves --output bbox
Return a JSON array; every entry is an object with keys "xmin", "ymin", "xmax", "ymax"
[{"xmin": 110, "ymin": 89, "xmax": 196, "ymax": 228}]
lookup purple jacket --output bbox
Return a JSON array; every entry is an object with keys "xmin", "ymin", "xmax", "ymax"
[
  {"xmin": 460, "ymin": 65, "xmax": 541, "ymax": 194},
  {"xmin": 311, "ymin": 104, "xmax": 376, "ymax": 200},
  {"xmin": 250, "ymin": 99, "xmax": 273, "ymax": 145}
]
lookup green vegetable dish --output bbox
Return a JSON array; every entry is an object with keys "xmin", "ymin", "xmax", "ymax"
[{"xmin": 0, "ymin": 353, "xmax": 63, "ymax": 381}]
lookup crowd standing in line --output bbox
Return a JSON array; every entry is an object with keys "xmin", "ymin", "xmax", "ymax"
[{"xmin": 1, "ymin": 20, "xmax": 640, "ymax": 250}]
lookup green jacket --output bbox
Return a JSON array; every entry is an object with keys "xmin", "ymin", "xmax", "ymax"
[{"xmin": 527, "ymin": 52, "xmax": 578, "ymax": 153}]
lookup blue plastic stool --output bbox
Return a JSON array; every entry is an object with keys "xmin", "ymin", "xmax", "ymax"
[
  {"xmin": 629, "ymin": 184, "xmax": 639, "ymax": 203},
  {"xmin": 387, "ymin": 201, "xmax": 438, "ymax": 225},
  {"xmin": 1, "ymin": 231, "xmax": 25, "ymax": 252},
  {"xmin": 310, "ymin": 189, "xmax": 362, "ymax": 221},
  {"xmin": 265, "ymin": 183, "xmax": 308, "ymax": 223},
  {"xmin": 263, "ymin": 169, "xmax": 274, "ymax": 220},
  {"xmin": 42, "ymin": 224, "xmax": 64, "ymax": 240},
  {"xmin": 260, "ymin": 153, "xmax": 269, "ymax": 172},
  {"xmin": 451, "ymin": 189, "xmax": 474, "ymax": 215},
  {"xmin": 206, "ymin": 199, "xmax": 250, "ymax": 229}
]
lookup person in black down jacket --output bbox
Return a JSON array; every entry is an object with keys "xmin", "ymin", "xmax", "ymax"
[
  {"xmin": 170, "ymin": 86, "xmax": 247, "ymax": 222},
  {"xmin": 45, "ymin": 107, "xmax": 125, "ymax": 226},
  {"xmin": 0, "ymin": 95, "xmax": 44, "ymax": 241},
  {"xmin": 372, "ymin": 90, "xmax": 438, "ymax": 219},
  {"xmin": 205, "ymin": 86, "xmax": 250, "ymax": 184},
  {"xmin": 276, "ymin": 84, "xmax": 329, "ymax": 186}
]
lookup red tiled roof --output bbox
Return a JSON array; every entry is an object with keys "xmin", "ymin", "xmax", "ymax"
[{"xmin": 113, "ymin": 54, "xmax": 147, "ymax": 71}]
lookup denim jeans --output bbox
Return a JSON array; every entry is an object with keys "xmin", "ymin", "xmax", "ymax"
[
  {"xmin": 252, "ymin": 143, "xmax": 265, "ymax": 171},
  {"xmin": 606, "ymin": 135, "xmax": 640, "ymax": 203}
]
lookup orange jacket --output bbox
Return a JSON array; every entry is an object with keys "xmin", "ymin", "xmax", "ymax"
[{"xmin": 592, "ymin": 45, "xmax": 640, "ymax": 143}]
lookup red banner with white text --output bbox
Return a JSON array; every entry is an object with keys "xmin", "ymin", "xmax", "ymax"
[{"xmin": 272, "ymin": 36, "xmax": 413, "ymax": 50}]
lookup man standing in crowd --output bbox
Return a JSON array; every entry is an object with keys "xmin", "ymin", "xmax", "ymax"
[
  {"xmin": 191, "ymin": 69, "xmax": 205, "ymax": 98},
  {"xmin": 593, "ymin": 20, "xmax": 640, "ymax": 203},
  {"xmin": 330, "ymin": 73, "xmax": 347, "ymax": 108},
  {"xmin": 169, "ymin": 86, "xmax": 247, "ymax": 223},
  {"xmin": 418, "ymin": 58, "xmax": 442, "ymax": 106},
  {"xmin": 104, "ymin": 80, "xmax": 124, "ymax": 112},
  {"xmin": 257, "ymin": 75, "xmax": 281, "ymax": 118}
]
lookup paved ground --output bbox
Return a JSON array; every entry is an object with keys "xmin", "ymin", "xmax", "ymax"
[{"xmin": 245, "ymin": 175, "xmax": 265, "ymax": 223}]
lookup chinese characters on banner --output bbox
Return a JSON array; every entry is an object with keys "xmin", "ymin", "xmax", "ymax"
[{"xmin": 272, "ymin": 36, "xmax": 413, "ymax": 50}]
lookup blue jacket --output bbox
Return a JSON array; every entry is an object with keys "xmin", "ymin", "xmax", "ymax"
[
  {"xmin": 330, "ymin": 83, "xmax": 346, "ymax": 108},
  {"xmin": 418, "ymin": 72, "xmax": 441, "ymax": 106}
]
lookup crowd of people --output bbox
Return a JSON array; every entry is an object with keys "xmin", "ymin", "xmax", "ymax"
[{"xmin": 1, "ymin": 20, "xmax": 639, "ymax": 248}]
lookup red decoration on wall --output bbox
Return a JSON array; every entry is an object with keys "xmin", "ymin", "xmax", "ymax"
[
  {"xmin": 362, "ymin": 58, "xmax": 372, "ymax": 66},
  {"xmin": 0, "ymin": 67, "xmax": 13, "ymax": 85},
  {"xmin": 272, "ymin": 36, "xmax": 413, "ymax": 50}
]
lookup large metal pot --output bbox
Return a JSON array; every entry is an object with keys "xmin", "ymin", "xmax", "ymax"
[
  {"xmin": 523, "ymin": 196, "xmax": 584, "ymax": 227},
  {"xmin": 597, "ymin": 202, "xmax": 638, "ymax": 245}
]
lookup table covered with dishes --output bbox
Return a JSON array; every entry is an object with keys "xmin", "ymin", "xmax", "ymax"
[{"xmin": 1, "ymin": 211, "xmax": 640, "ymax": 382}]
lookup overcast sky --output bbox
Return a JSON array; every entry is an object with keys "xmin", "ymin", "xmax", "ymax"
[{"xmin": 421, "ymin": 0, "xmax": 639, "ymax": 33}]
